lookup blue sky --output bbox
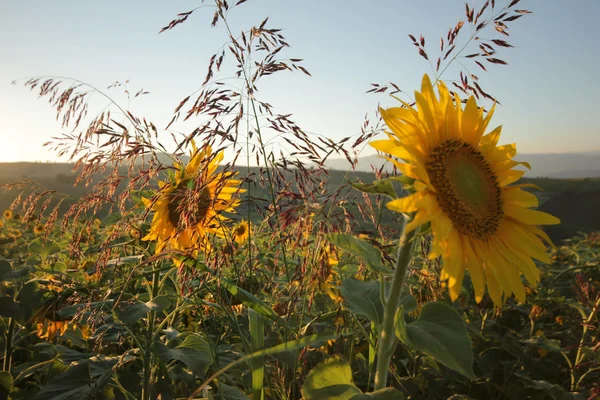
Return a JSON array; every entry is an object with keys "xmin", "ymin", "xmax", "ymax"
[{"xmin": 1, "ymin": 0, "xmax": 599, "ymax": 162}]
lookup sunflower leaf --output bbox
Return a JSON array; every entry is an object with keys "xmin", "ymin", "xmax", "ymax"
[
  {"xmin": 326, "ymin": 233, "xmax": 391, "ymax": 275},
  {"xmin": 395, "ymin": 302, "xmax": 476, "ymax": 380},
  {"xmin": 349, "ymin": 179, "xmax": 397, "ymax": 199},
  {"xmin": 301, "ymin": 356, "xmax": 362, "ymax": 400},
  {"xmin": 340, "ymin": 278, "xmax": 384, "ymax": 325}
]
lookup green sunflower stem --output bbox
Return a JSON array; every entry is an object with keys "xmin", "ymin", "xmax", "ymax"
[
  {"xmin": 373, "ymin": 224, "xmax": 417, "ymax": 391},
  {"xmin": 141, "ymin": 268, "xmax": 161, "ymax": 400}
]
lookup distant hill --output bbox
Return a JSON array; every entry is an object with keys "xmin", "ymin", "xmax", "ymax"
[
  {"xmin": 1, "ymin": 161, "xmax": 599, "ymax": 244},
  {"xmin": 322, "ymin": 152, "xmax": 600, "ymax": 179}
]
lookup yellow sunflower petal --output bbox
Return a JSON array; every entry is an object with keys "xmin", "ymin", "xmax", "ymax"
[
  {"xmin": 370, "ymin": 140, "xmax": 414, "ymax": 161},
  {"xmin": 463, "ymin": 239, "xmax": 486, "ymax": 303},
  {"xmin": 505, "ymin": 204, "xmax": 561, "ymax": 225},
  {"xmin": 443, "ymin": 230, "xmax": 465, "ymax": 302},
  {"xmin": 461, "ymin": 96, "xmax": 481, "ymax": 144},
  {"xmin": 504, "ymin": 188, "xmax": 539, "ymax": 208},
  {"xmin": 386, "ymin": 192, "xmax": 425, "ymax": 213}
]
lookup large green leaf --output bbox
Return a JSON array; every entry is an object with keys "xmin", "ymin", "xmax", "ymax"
[
  {"xmin": 396, "ymin": 302, "xmax": 475, "ymax": 379},
  {"xmin": 0, "ymin": 371, "xmax": 13, "ymax": 398},
  {"xmin": 301, "ymin": 357, "xmax": 361, "ymax": 400},
  {"xmin": 221, "ymin": 280, "xmax": 281, "ymax": 322},
  {"xmin": 153, "ymin": 333, "xmax": 214, "ymax": 378},
  {"xmin": 0, "ymin": 259, "xmax": 33, "ymax": 282},
  {"xmin": 0, "ymin": 296, "xmax": 22, "ymax": 319},
  {"xmin": 340, "ymin": 278, "xmax": 384, "ymax": 325},
  {"xmin": 28, "ymin": 238, "xmax": 61, "ymax": 261},
  {"xmin": 0, "ymin": 259, "xmax": 12, "ymax": 281},
  {"xmin": 326, "ymin": 234, "xmax": 391, "ymax": 275},
  {"xmin": 340, "ymin": 279, "xmax": 416, "ymax": 325},
  {"xmin": 31, "ymin": 361, "xmax": 111, "ymax": 400},
  {"xmin": 349, "ymin": 179, "xmax": 397, "ymax": 199},
  {"xmin": 116, "ymin": 295, "xmax": 171, "ymax": 324}
]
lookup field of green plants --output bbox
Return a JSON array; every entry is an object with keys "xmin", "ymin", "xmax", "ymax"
[{"xmin": 1, "ymin": 1, "xmax": 599, "ymax": 399}]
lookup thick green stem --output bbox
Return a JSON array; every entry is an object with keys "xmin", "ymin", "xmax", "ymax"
[
  {"xmin": 3, "ymin": 317, "xmax": 16, "ymax": 372},
  {"xmin": 373, "ymin": 227, "xmax": 417, "ymax": 391},
  {"xmin": 141, "ymin": 269, "xmax": 161, "ymax": 400}
]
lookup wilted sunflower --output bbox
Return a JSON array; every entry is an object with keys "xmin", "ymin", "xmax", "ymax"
[
  {"xmin": 371, "ymin": 74, "xmax": 560, "ymax": 305},
  {"xmin": 3, "ymin": 210, "xmax": 12, "ymax": 219},
  {"xmin": 143, "ymin": 142, "xmax": 244, "ymax": 258},
  {"xmin": 233, "ymin": 220, "xmax": 250, "ymax": 244}
]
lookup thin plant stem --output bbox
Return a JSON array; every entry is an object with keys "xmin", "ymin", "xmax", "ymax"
[
  {"xmin": 373, "ymin": 224, "xmax": 418, "ymax": 391},
  {"xmin": 141, "ymin": 267, "xmax": 161, "ymax": 400},
  {"xmin": 3, "ymin": 317, "xmax": 15, "ymax": 372}
]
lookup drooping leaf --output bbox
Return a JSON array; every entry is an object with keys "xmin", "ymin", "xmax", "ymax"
[
  {"xmin": 0, "ymin": 371, "xmax": 13, "ymax": 398},
  {"xmin": 395, "ymin": 302, "xmax": 475, "ymax": 379},
  {"xmin": 0, "ymin": 296, "xmax": 22, "ymax": 319},
  {"xmin": 349, "ymin": 179, "xmax": 397, "ymax": 199},
  {"xmin": 31, "ymin": 361, "xmax": 111, "ymax": 400},
  {"xmin": 398, "ymin": 293, "xmax": 418, "ymax": 314},
  {"xmin": 0, "ymin": 259, "xmax": 12, "ymax": 281},
  {"xmin": 340, "ymin": 278, "xmax": 384, "ymax": 325},
  {"xmin": 301, "ymin": 357, "xmax": 361, "ymax": 400},
  {"xmin": 28, "ymin": 239, "xmax": 61, "ymax": 260},
  {"xmin": 116, "ymin": 295, "xmax": 171, "ymax": 324},
  {"xmin": 0, "ymin": 259, "xmax": 33, "ymax": 282},
  {"xmin": 145, "ymin": 295, "xmax": 171, "ymax": 311},
  {"xmin": 152, "ymin": 333, "xmax": 214, "ymax": 378},
  {"xmin": 327, "ymin": 234, "xmax": 391, "ymax": 275}
]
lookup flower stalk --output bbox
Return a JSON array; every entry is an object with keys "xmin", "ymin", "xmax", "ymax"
[
  {"xmin": 141, "ymin": 268, "xmax": 161, "ymax": 400},
  {"xmin": 373, "ymin": 224, "xmax": 418, "ymax": 391}
]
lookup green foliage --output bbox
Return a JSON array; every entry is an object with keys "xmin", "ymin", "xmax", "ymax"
[
  {"xmin": 395, "ymin": 302, "xmax": 475, "ymax": 380},
  {"xmin": 327, "ymin": 234, "xmax": 391, "ymax": 275},
  {"xmin": 301, "ymin": 357, "xmax": 362, "ymax": 399},
  {"xmin": 340, "ymin": 279, "xmax": 384, "ymax": 325}
]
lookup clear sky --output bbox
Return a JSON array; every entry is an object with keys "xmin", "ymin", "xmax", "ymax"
[{"xmin": 1, "ymin": 0, "xmax": 599, "ymax": 163}]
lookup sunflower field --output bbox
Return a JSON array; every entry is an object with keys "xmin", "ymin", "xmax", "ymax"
[{"xmin": 1, "ymin": 1, "xmax": 599, "ymax": 399}]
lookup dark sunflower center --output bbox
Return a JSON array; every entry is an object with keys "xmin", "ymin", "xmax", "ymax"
[
  {"xmin": 167, "ymin": 180, "xmax": 212, "ymax": 229},
  {"xmin": 426, "ymin": 139, "xmax": 503, "ymax": 239},
  {"xmin": 235, "ymin": 224, "xmax": 247, "ymax": 236}
]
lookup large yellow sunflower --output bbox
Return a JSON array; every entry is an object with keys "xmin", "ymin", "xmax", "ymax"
[
  {"xmin": 143, "ymin": 142, "xmax": 244, "ymax": 258},
  {"xmin": 371, "ymin": 74, "xmax": 560, "ymax": 305}
]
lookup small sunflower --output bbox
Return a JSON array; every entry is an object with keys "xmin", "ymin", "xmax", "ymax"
[
  {"xmin": 371, "ymin": 74, "xmax": 560, "ymax": 305},
  {"xmin": 233, "ymin": 220, "xmax": 250, "ymax": 244},
  {"xmin": 34, "ymin": 224, "xmax": 45, "ymax": 235},
  {"xmin": 143, "ymin": 142, "xmax": 244, "ymax": 259},
  {"xmin": 316, "ymin": 245, "xmax": 342, "ymax": 303},
  {"xmin": 93, "ymin": 218, "xmax": 101, "ymax": 229},
  {"xmin": 3, "ymin": 210, "xmax": 12, "ymax": 219}
]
